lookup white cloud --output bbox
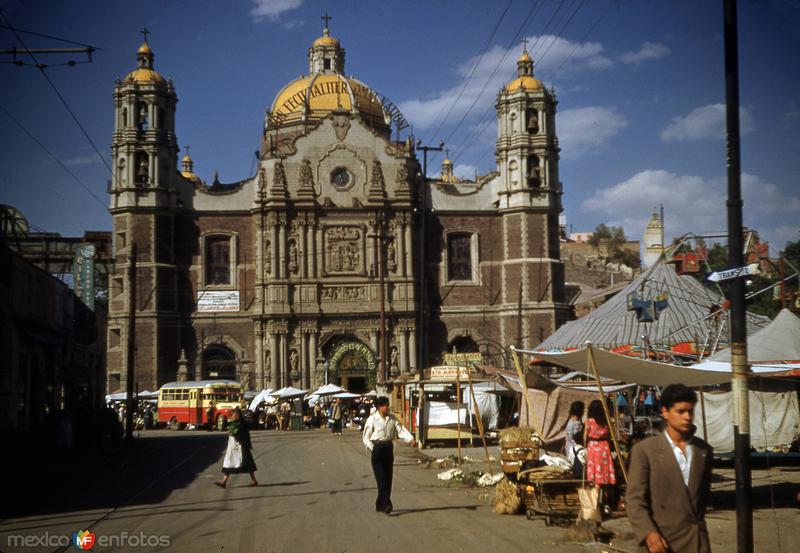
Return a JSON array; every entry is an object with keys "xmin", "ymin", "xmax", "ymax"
[
  {"xmin": 619, "ymin": 42, "xmax": 671, "ymax": 65},
  {"xmin": 282, "ymin": 19, "xmax": 306, "ymax": 30},
  {"xmin": 399, "ymin": 35, "xmax": 613, "ymax": 131},
  {"xmin": 557, "ymin": 106, "xmax": 628, "ymax": 159},
  {"xmin": 661, "ymin": 103, "xmax": 755, "ymax": 142},
  {"xmin": 580, "ymin": 169, "xmax": 800, "ymax": 249},
  {"xmin": 251, "ymin": 0, "xmax": 303, "ymax": 21}
]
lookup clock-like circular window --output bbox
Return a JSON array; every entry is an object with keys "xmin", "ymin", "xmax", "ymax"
[{"xmin": 331, "ymin": 167, "xmax": 351, "ymax": 189}]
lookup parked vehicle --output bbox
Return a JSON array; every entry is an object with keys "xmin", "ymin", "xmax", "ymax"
[{"xmin": 158, "ymin": 380, "xmax": 244, "ymax": 430}]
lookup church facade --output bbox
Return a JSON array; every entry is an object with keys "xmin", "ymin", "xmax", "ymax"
[{"xmin": 105, "ymin": 24, "xmax": 570, "ymax": 394}]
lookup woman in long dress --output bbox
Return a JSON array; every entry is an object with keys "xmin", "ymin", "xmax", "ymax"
[
  {"xmin": 215, "ymin": 408, "xmax": 258, "ymax": 488},
  {"xmin": 584, "ymin": 399, "xmax": 616, "ymax": 505}
]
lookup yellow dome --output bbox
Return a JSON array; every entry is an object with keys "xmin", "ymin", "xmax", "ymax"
[
  {"xmin": 181, "ymin": 171, "xmax": 203, "ymax": 188},
  {"xmin": 518, "ymin": 51, "xmax": 532, "ymax": 63},
  {"xmin": 506, "ymin": 75, "xmax": 542, "ymax": 93},
  {"xmin": 313, "ymin": 35, "xmax": 339, "ymax": 47},
  {"xmin": 443, "ymin": 158, "xmax": 453, "ymax": 166},
  {"xmin": 182, "ymin": 154, "xmax": 191, "ymax": 163},
  {"xmin": 137, "ymin": 42, "xmax": 153, "ymax": 55},
  {"xmin": 270, "ymin": 73, "xmax": 387, "ymax": 127},
  {"xmin": 125, "ymin": 67, "xmax": 166, "ymax": 86}
]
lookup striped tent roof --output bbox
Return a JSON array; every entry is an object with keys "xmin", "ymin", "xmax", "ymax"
[{"xmin": 536, "ymin": 259, "xmax": 770, "ymax": 352}]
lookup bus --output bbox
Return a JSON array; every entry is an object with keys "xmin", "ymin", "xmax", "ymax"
[{"xmin": 158, "ymin": 380, "xmax": 244, "ymax": 430}]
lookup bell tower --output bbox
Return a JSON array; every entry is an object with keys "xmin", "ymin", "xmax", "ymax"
[
  {"xmin": 106, "ymin": 32, "xmax": 182, "ymax": 394},
  {"xmin": 495, "ymin": 44, "xmax": 569, "ymax": 349},
  {"xmin": 308, "ymin": 13, "xmax": 345, "ymax": 74}
]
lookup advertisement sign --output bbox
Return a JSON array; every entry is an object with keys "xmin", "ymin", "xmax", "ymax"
[
  {"xmin": 197, "ymin": 290, "xmax": 240, "ymax": 312},
  {"xmin": 429, "ymin": 365, "xmax": 471, "ymax": 381},
  {"xmin": 72, "ymin": 243, "xmax": 95, "ymax": 310},
  {"xmin": 443, "ymin": 352, "xmax": 482, "ymax": 367}
]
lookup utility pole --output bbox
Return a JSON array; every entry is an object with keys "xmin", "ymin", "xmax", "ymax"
[
  {"xmin": 415, "ymin": 140, "xmax": 444, "ymax": 376},
  {"xmin": 376, "ymin": 211, "xmax": 389, "ymax": 384},
  {"xmin": 723, "ymin": 1, "xmax": 753, "ymax": 551},
  {"xmin": 125, "ymin": 243, "xmax": 137, "ymax": 445}
]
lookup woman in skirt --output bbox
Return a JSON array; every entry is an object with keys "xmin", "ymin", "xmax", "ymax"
[
  {"xmin": 215, "ymin": 408, "xmax": 258, "ymax": 488},
  {"xmin": 584, "ymin": 399, "xmax": 616, "ymax": 509}
]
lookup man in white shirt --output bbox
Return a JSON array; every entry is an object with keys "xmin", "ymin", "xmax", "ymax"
[
  {"xmin": 627, "ymin": 383, "xmax": 714, "ymax": 553},
  {"xmin": 362, "ymin": 396, "xmax": 416, "ymax": 514}
]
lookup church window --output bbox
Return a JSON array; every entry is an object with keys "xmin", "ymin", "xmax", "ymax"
[
  {"xmin": 205, "ymin": 236, "xmax": 231, "ymax": 286},
  {"xmin": 331, "ymin": 167, "xmax": 350, "ymax": 189},
  {"xmin": 447, "ymin": 233, "xmax": 472, "ymax": 281},
  {"xmin": 526, "ymin": 108, "xmax": 539, "ymax": 134},
  {"xmin": 527, "ymin": 154, "xmax": 541, "ymax": 188},
  {"xmin": 117, "ymin": 158, "xmax": 126, "ymax": 187},
  {"xmin": 137, "ymin": 101, "xmax": 148, "ymax": 131},
  {"xmin": 324, "ymin": 58, "xmax": 331, "ymax": 71},
  {"xmin": 121, "ymin": 107, "xmax": 128, "ymax": 129}
]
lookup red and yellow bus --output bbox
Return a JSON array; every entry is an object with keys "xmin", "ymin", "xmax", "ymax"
[{"xmin": 158, "ymin": 380, "xmax": 243, "ymax": 430}]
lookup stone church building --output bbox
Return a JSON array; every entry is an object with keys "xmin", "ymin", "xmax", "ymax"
[{"xmin": 106, "ymin": 23, "xmax": 570, "ymax": 394}]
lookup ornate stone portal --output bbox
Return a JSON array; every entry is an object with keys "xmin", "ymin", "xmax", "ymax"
[{"xmin": 327, "ymin": 340, "xmax": 377, "ymax": 391}]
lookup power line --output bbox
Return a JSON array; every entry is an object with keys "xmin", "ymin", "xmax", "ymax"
[
  {"xmin": 0, "ymin": 9, "xmax": 114, "ymax": 180},
  {"xmin": 427, "ymin": 0, "xmax": 547, "ymax": 165},
  {"xmin": 0, "ymin": 24, "xmax": 100, "ymax": 49},
  {"xmin": 425, "ymin": 0, "xmax": 514, "ymax": 141},
  {"xmin": 0, "ymin": 100, "xmax": 107, "ymax": 210}
]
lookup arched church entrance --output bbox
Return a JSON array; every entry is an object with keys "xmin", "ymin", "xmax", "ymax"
[
  {"xmin": 326, "ymin": 338, "xmax": 377, "ymax": 393},
  {"xmin": 202, "ymin": 344, "xmax": 237, "ymax": 380}
]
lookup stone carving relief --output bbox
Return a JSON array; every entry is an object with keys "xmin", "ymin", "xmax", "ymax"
[
  {"xmin": 325, "ymin": 226, "xmax": 363, "ymax": 273},
  {"xmin": 321, "ymin": 285, "xmax": 369, "ymax": 302},
  {"xmin": 289, "ymin": 349, "xmax": 299, "ymax": 377},
  {"xmin": 265, "ymin": 240, "xmax": 272, "ymax": 274},
  {"xmin": 264, "ymin": 350, "xmax": 271, "ymax": 381},
  {"xmin": 368, "ymin": 158, "xmax": 385, "ymax": 196},
  {"xmin": 298, "ymin": 158, "xmax": 315, "ymax": 196},
  {"xmin": 386, "ymin": 238, "xmax": 397, "ymax": 273},
  {"xmin": 396, "ymin": 164, "xmax": 410, "ymax": 195},
  {"xmin": 332, "ymin": 112, "xmax": 351, "ymax": 141},
  {"xmin": 390, "ymin": 346, "xmax": 399, "ymax": 371}
]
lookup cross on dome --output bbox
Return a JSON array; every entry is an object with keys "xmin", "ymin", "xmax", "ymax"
[
  {"xmin": 322, "ymin": 12, "xmax": 332, "ymax": 31},
  {"xmin": 520, "ymin": 37, "xmax": 529, "ymax": 53},
  {"xmin": 140, "ymin": 27, "xmax": 150, "ymax": 43}
]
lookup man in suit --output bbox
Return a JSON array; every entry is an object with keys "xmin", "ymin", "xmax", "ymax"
[{"xmin": 627, "ymin": 383, "xmax": 714, "ymax": 553}]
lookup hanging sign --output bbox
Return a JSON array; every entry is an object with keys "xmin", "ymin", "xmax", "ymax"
[
  {"xmin": 430, "ymin": 365, "xmax": 471, "ymax": 381},
  {"xmin": 72, "ymin": 243, "xmax": 95, "ymax": 310},
  {"xmin": 197, "ymin": 291, "xmax": 240, "ymax": 312},
  {"xmin": 707, "ymin": 263, "xmax": 760, "ymax": 283},
  {"xmin": 442, "ymin": 352, "xmax": 482, "ymax": 367}
]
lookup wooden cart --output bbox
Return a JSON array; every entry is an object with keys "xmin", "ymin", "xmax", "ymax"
[
  {"xmin": 499, "ymin": 440, "xmax": 539, "ymax": 476},
  {"xmin": 518, "ymin": 470, "xmax": 582, "ymax": 526}
]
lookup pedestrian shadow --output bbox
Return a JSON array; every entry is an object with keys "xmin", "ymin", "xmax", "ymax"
[
  {"xmin": 388, "ymin": 505, "xmax": 479, "ymax": 517},
  {"xmin": 257, "ymin": 480, "xmax": 310, "ymax": 488},
  {"xmin": 710, "ymin": 481, "xmax": 798, "ymax": 510}
]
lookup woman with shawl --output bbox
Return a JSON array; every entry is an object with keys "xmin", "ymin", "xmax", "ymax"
[{"xmin": 215, "ymin": 408, "xmax": 258, "ymax": 488}]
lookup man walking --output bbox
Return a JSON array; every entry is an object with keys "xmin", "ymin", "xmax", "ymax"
[
  {"xmin": 362, "ymin": 396, "xmax": 416, "ymax": 514},
  {"xmin": 626, "ymin": 383, "xmax": 714, "ymax": 553}
]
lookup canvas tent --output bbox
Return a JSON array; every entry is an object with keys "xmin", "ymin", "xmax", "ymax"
[
  {"xmin": 702, "ymin": 308, "xmax": 800, "ymax": 364},
  {"xmin": 516, "ymin": 346, "xmax": 800, "ymax": 453},
  {"xmin": 536, "ymin": 259, "xmax": 770, "ymax": 354}
]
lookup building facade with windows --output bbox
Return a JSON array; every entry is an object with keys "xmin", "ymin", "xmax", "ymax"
[{"xmin": 105, "ymin": 25, "xmax": 570, "ymax": 394}]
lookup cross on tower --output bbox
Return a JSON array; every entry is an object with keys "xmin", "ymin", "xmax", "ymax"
[
  {"xmin": 520, "ymin": 37, "xmax": 529, "ymax": 52},
  {"xmin": 140, "ymin": 27, "xmax": 150, "ymax": 43},
  {"xmin": 321, "ymin": 12, "xmax": 332, "ymax": 30},
  {"xmin": 184, "ymin": 145, "xmax": 191, "ymax": 157}
]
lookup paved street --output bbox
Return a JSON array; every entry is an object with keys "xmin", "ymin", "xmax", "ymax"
[
  {"xmin": 3, "ymin": 429, "xmax": 799, "ymax": 553},
  {"xmin": 1, "ymin": 429, "xmax": 578, "ymax": 553}
]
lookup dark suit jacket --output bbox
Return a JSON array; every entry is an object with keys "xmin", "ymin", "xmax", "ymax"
[{"xmin": 626, "ymin": 432, "xmax": 714, "ymax": 553}]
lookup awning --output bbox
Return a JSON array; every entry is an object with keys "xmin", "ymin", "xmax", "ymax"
[{"xmin": 515, "ymin": 346, "xmax": 790, "ymax": 387}]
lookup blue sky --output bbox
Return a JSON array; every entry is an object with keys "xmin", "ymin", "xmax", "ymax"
[{"xmin": 1, "ymin": 0, "xmax": 798, "ymax": 253}]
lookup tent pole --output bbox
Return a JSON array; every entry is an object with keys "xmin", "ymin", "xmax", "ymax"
[
  {"xmin": 466, "ymin": 367, "xmax": 492, "ymax": 470},
  {"xmin": 511, "ymin": 347, "xmax": 536, "ymax": 431},
  {"xmin": 587, "ymin": 344, "xmax": 629, "ymax": 485},
  {"xmin": 699, "ymin": 386, "xmax": 709, "ymax": 441}
]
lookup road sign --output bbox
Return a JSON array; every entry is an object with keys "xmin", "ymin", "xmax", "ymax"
[{"xmin": 707, "ymin": 263, "xmax": 760, "ymax": 283}]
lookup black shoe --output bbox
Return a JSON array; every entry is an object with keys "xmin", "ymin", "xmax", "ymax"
[{"xmin": 384, "ymin": 505, "xmax": 393, "ymax": 515}]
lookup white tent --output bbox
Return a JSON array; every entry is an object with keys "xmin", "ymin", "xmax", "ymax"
[
  {"xmin": 332, "ymin": 392, "xmax": 360, "ymax": 399},
  {"xmin": 311, "ymin": 383, "xmax": 346, "ymax": 396},
  {"xmin": 248, "ymin": 389, "xmax": 275, "ymax": 411},
  {"xmin": 363, "ymin": 389, "xmax": 378, "ymax": 398},
  {"xmin": 271, "ymin": 386, "xmax": 308, "ymax": 399}
]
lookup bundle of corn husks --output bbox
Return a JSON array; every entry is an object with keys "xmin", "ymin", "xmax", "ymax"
[
  {"xmin": 492, "ymin": 476, "xmax": 522, "ymax": 514},
  {"xmin": 499, "ymin": 426, "xmax": 542, "ymax": 446}
]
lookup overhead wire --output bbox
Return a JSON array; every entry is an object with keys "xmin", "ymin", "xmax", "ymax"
[
  {"xmin": 0, "ymin": 9, "xmax": 115, "ymax": 181},
  {"xmin": 425, "ymin": 0, "xmax": 514, "ymax": 142},
  {"xmin": 426, "ymin": 0, "xmax": 548, "ymax": 167},
  {"xmin": 0, "ymin": 100, "xmax": 107, "ymax": 209}
]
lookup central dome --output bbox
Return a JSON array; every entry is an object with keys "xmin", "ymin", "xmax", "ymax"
[
  {"xmin": 266, "ymin": 22, "xmax": 390, "ymax": 134},
  {"xmin": 270, "ymin": 73, "xmax": 387, "ymax": 128}
]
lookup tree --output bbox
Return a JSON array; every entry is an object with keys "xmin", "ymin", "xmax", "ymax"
[{"xmin": 587, "ymin": 224, "xmax": 639, "ymax": 268}]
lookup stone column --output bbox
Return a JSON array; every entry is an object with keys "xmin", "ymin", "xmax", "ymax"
[
  {"xmin": 408, "ymin": 330, "xmax": 417, "ymax": 374},
  {"xmin": 299, "ymin": 331, "xmax": 308, "ymax": 389},
  {"xmin": 270, "ymin": 331, "xmax": 279, "ymax": 388},
  {"xmin": 307, "ymin": 222, "xmax": 316, "ymax": 278},
  {"xmin": 367, "ymin": 222, "xmax": 376, "ymax": 276},
  {"xmin": 280, "ymin": 333, "xmax": 289, "ymax": 386},
  {"xmin": 400, "ymin": 329, "xmax": 409, "ymax": 375},
  {"xmin": 300, "ymin": 223, "xmax": 307, "ymax": 279},
  {"xmin": 315, "ymin": 227, "xmax": 323, "ymax": 276},
  {"xmin": 369, "ymin": 331, "xmax": 379, "ymax": 358},
  {"xmin": 270, "ymin": 224, "xmax": 278, "ymax": 279},
  {"xmin": 278, "ymin": 223, "xmax": 286, "ymax": 279},
  {"xmin": 398, "ymin": 221, "xmax": 406, "ymax": 276},
  {"xmin": 254, "ymin": 324, "xmax": 264, "ymax": 389},
  {"xmin": 309, "ymin": 331, "xmax": 318, "ymax": 383},
  {"xmin": 404, "ymin": 223, "xmax": 413, "ymax": 278}
]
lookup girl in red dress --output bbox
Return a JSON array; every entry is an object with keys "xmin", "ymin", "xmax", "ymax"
[{"xmin": 584, "ymin": 399, "xmax": 616, "ymax": 498}]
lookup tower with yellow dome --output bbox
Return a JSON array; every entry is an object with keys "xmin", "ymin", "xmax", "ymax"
[{"xmin": 107, "ymin": 33, "xmax": 183, "ymax": 395}]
